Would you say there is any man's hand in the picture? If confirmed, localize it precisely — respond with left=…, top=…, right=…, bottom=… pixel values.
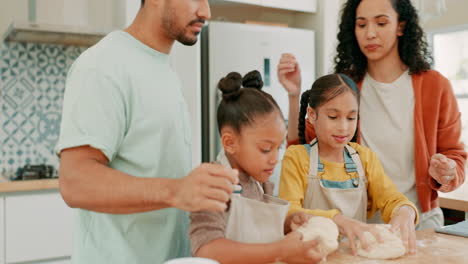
left=171, top=163, right=238, bottom=212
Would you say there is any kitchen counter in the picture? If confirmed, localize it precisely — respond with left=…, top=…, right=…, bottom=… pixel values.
left=439, top=181, right=468, bottom=212
left=327, top=229, right=468, bottom=263
left=0, top=179, right=59, bottom=193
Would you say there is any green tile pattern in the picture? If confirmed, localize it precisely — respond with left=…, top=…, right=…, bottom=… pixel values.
left=0, top=42, right=86, bottom=177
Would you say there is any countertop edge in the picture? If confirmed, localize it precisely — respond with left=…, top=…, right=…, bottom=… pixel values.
left=0, top=179, right=59, bottom=193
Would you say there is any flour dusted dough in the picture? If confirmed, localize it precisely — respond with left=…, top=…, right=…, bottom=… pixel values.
left=297, top=216, right=339, bottom=255
left=356, top=224, right=406, bottom=259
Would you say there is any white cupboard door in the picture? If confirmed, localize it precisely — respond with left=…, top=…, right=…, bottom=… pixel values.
left=261, top=0, right=316, bottom=12
left=0, top=197, right=4, bottom=264
left=5, top=192, right=73, bottom=263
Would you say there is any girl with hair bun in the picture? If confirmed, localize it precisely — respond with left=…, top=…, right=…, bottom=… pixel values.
left=189, top=70, right=324, bottom=264
left=279, top=73, right=419, bottom=256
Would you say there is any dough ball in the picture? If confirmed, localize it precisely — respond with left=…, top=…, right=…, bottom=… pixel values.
left=297, top=216, right=339, bottom=255
left=356, top=224, right=406, bottom=259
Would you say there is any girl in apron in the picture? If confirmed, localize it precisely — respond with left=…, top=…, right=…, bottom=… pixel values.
left=189, top=71, right=324, bottom=264
left=279, top=74, right=419, bottom=256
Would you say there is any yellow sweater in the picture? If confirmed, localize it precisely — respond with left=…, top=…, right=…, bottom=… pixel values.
left=279, top=142, right=419, bottom=223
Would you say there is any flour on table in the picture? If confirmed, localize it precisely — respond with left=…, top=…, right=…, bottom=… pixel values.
left=356, top=224, right=406, bottom=259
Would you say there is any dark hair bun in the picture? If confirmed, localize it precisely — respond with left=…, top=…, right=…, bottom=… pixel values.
left=242, top=70, right=263, bottom=90
left=218, top=72, right=242, bottom=98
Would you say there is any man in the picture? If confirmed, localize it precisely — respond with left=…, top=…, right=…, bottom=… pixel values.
left=56, top=0, right=238, bottom=263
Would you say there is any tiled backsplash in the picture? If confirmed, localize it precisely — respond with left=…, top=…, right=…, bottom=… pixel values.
left=0, top=42, right=86, bottom=178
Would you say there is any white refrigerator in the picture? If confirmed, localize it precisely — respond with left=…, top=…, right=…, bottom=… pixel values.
left=201, top=21, right=315, bottom=194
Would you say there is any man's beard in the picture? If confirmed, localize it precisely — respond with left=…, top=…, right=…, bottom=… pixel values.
left=162, top=12, right=204, bottom=46
left=175, top=22, right=200, bottom=46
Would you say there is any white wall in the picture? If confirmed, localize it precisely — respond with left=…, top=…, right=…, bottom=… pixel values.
left=421, top=0, right=468, bottom=31
left=294, top=0, right=342, bottom=76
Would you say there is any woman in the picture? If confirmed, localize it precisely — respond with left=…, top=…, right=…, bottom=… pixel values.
left=277, top=0, right=466, bottom=229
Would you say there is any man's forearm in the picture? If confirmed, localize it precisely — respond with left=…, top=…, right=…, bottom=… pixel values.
left=59, top=157, right=179, bottom=214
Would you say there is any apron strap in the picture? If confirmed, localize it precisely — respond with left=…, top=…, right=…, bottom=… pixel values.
left=255, top=181, right=265, bottom=195
left=344, top=148, right=357, bottom=172
left=307, top=138, right=320, bottom=179
left=307, top=139, right=366, bottom=182
left=344, top=145, right=366, bottom=181
left=216, top=149, right=232, bottom=168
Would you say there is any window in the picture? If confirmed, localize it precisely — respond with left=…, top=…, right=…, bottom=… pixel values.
left=432, top=26, right=468, bottom=151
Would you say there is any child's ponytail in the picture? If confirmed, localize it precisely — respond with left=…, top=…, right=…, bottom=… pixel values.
left=298, top=90, right=311, bottom=144
left=218, top=72, right=243, bottom=101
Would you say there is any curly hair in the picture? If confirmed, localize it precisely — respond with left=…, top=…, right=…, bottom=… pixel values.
left=334, top=0, right=432, bottom=82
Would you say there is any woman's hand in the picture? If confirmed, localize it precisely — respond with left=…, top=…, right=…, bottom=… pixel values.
left=284, top=212, right=313, bottom=234
left=277, top=53, right=302, bottom=98
left=332, top=214, right=382, bottom=255
left=429, top=153, right=457, bottom=185
left=389, top=205, right=417, bottom=254
left=276, top=232, right=324, bottom=264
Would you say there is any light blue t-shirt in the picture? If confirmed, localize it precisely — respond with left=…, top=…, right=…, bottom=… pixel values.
left=56, top=31, right=192, bottom=264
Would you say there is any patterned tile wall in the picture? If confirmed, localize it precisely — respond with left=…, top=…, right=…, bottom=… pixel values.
left=0, top=42, right=86, bottom=178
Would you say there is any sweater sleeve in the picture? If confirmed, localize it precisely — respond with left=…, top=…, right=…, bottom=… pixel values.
left=189, top=210, right=226, bottom=255
left=429, top=75, right=467, bottom=192
left=279, top=145, right=340, bottom=219
left=358, top=144, right=419, bottom=224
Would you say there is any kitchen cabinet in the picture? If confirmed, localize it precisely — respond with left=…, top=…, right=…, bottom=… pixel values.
left=209, top=0, right=316, bottom=13
left=5, top=191, right=73, bottom=264
left=20, top=258, right=70, bottom=264
left=27, top=0, right=115, bottom=29
left=0, top=197, right=4, bottom=264
left=262, top=0, right=316, bottom=12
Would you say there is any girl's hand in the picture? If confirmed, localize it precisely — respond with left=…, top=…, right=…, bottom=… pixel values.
left=276, top=232, right=324, bottom=264
left=277, top=53, right=302, bottom=98
left=284, top=212, right=313, bottom=234
left=389, top=205, right=417, bottom=254
left=429, top=153, right=457, bottom=185
left=332, top=214, right=382, bottom=256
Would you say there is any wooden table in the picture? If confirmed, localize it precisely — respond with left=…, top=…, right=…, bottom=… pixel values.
left=439, top=181, right=468, bottom=219
left=326, top=229, right=468, bottom=263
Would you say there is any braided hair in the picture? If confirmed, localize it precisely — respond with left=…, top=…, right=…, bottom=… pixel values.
left=298, top=74, right=360, bottom=144
left=217, top=70, right=283, bottom=133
